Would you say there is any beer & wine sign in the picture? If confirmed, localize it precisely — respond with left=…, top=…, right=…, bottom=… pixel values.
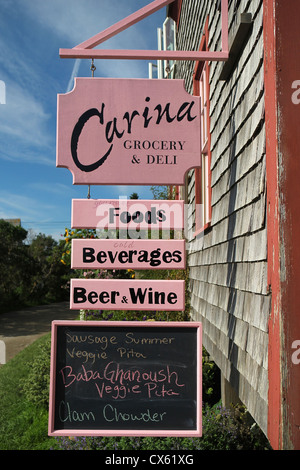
left=70, top=279, right=185, bottom=311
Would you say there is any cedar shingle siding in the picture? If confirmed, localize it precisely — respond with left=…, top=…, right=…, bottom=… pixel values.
left=175, top=0, right=269, bottom=434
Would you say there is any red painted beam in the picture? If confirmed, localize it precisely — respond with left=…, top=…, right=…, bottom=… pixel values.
left=275, top=0, right=300, bottom=451
left=263, top=0, right=282, bottom=450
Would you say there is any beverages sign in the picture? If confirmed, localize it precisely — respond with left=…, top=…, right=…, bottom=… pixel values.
left=56, top=78, right=201, bottom=185
left=71, top=239, right=186, bottom=270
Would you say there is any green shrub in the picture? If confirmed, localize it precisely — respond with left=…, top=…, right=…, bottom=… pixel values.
left=202, top=348, right=221, bottom=405
left=20, top=337, right=51, bottom=408
left=53, top=403, right=270, bottom=451
left=0, top=334, right=59, bottom=450
left=200, top=403, right=271, bottom=450
left=54, top=404, right=271, bottom=450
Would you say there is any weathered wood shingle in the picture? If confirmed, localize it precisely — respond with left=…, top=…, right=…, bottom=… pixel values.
left=175, top=0, right=270, bottom=436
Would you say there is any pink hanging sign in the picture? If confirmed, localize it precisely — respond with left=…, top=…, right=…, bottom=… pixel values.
left=56, top=78, right=201, bottom=185
left=71, top=199, right=185, bottom=230
left=70, top=279, right=185, bottom=311
left=71, top=239, right=186, bottom=270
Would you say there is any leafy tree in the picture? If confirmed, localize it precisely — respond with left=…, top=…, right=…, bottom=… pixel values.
left=150, top=185, right=168, bottom=200
left=0, top=220, right=31, bottom=311
left=0, top=221, right=69, bottom=312
left=28, top=234, right=69, bottom=304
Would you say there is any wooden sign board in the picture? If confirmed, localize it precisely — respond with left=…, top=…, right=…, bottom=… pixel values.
left=71, top=239, right=186, bottom=270
left=70, top=279, right=185, bottom=311
left=71, top=198, right=185, bottom=230
left=56, top=78, right=201, bottom=185
left=48, top=320, right=202, bottom=437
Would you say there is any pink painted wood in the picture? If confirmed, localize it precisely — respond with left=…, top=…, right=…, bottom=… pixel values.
left=71, top=238, right=186, bottom=270
left=57, top=78, right=201, bottom=185
left=60, top=49, right=229, bottom=61
left=59, top=0, right=229, bottom=62
left=71, top=199, right=185, bottom=229
left=48, top=320, right=202, bottom=437
left=70, top=279, right=185, bottom=311
left=75, top=0, right=175, bottom=50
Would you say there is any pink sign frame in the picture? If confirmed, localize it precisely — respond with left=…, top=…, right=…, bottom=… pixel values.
left=70, top=279, right=185, bottom=311
left=71, top=239, right=186, bottom=270
left=48, top=320, right=202, bottom=437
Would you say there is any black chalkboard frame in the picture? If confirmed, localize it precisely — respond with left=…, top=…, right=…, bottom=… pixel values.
left=48, top=320, right=202, bottom=437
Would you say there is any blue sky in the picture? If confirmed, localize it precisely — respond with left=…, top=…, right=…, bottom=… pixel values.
left=0, top=0, right=167, bottom=240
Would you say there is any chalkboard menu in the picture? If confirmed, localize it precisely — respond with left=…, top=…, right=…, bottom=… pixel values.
left=48, top=320, right=202, bottom=437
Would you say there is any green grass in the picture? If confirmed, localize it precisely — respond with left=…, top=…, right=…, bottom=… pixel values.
left=0, top=315, right=271, bottom=450
left=0, top=333, right=57, bottom=450
left=0, top=334, right=271, bottom=451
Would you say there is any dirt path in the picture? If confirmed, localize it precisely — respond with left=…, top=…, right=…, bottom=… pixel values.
left=0, top=302, right=78, bottom=363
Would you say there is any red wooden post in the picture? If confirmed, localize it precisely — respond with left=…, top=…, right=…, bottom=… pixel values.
left=264, top=0, right=300, bottom=450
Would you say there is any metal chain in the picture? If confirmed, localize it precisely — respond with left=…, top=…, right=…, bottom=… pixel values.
left=90, top=58, right=96, bottom=77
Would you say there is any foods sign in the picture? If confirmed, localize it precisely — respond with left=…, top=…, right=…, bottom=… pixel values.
left=56, top=78, right=201, bottom=185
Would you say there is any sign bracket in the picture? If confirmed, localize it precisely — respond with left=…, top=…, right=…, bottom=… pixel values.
left=59, top=0, right=229, bottom=62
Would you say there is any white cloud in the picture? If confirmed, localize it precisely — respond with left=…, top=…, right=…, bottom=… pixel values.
left=0, top=13, right=55, bottom=165
left=0, top=189, right=70, bottom=240
left=0, top=81, right=53, bottom=164
left=0, top=0, right=165, bottom=167
left=21, top=0, right=164, bottom=80
left=1, top=83, right=50, bottom=141
left=27, top=182, right=69, bottom=194
left=24, top=0, right=156, bottom=47
left=0, top=191, right=55, bottom=221
left=66, top=59, right=82, bottom=93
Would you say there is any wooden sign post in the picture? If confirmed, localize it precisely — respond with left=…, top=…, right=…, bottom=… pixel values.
left=48, top=321, right=202, bottom=437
